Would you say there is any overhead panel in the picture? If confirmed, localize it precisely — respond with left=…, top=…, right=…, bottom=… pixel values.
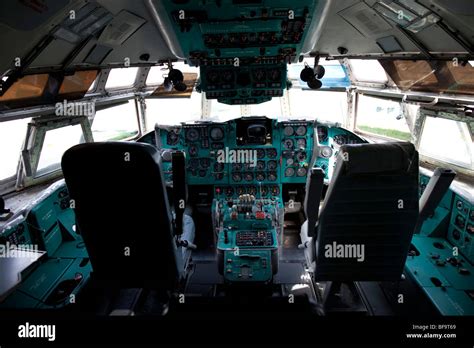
left=158, top=0, right=319, bottom=105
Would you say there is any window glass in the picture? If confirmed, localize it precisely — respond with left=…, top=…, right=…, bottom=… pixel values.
left=146, top=93, right=202, bottom=127
left=0, top=118, right=31, bottom=181
left=349, top=60, right=388, bottom=83
left=92, top=100, right=139, bottom=141
left=288, top=89, right=347, bottom=123
left=356, top=95, right=411, bottom=141
left=37, top=124, right=83, bottom=175
left=419, top=117, right=472, bottom=169
left=105, top=67, right=139, bottom=89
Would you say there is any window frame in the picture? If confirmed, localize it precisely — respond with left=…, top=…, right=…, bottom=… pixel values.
left=15, top=115, right=94, bottom=190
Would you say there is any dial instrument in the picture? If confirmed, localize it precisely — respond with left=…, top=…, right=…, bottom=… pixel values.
left=256, top=173, right=266, bottom=181
left=297, top=167, right=307, bottom=177
left=297, top=138, right=306, bottom=148
left=210, top=126, right=225, bottom=141
left=283, top=126, right=294, bottom=136
left=266, top=148, right=277, bottom=158
left=283, top=139, right=294, bottom=150
left=232, top=173, right=242, bottom=182
left=186, top=128, right=200, bottom=142
left=295, top=125, right=307, bottom=136
left=267, top=160, right=277, bottom=171
left=256, top=160, right=266, bottom=170
left=244, top=173, right=254, bottom=182
left=285, top=167, right=295, bottom=177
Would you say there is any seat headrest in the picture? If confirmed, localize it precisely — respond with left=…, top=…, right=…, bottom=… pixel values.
left=338, top=142, right=417, bottom=175
left=62, top=142, right=162, bottom=171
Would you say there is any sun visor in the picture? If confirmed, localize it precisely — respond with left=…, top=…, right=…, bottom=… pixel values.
left=380, top=60, right=474, bottom=96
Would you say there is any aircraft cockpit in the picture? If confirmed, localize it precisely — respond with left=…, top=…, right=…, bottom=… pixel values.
left=0, top=0, right=473, bottom=345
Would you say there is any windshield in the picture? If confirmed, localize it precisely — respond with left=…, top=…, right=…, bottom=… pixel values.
left=147, top=59, right=349, bottom=125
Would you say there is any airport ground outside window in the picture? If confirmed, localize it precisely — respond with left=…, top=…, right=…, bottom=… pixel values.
left=356, top=94, right=411, bottom=141
left=0, top=118, right=31, bottom=181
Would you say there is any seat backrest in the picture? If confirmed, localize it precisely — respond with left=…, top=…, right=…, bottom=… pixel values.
left=315, top=142, right=419, bottom=281
left=61, top=142, right=181, bottom=289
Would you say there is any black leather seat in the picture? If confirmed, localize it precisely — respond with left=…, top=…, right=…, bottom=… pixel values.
left=62, top=142, right=183, bottom=291
left=301, top=142, right=419, bottom=281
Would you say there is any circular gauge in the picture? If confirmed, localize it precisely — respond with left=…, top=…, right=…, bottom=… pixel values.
left=268, top=69, right=281, bottom=81
left=253, top=69, right=266, bottom=82
left=286, top=158, right=294, bottom=166
left=271, top=185, right=280, bottom=196
left=222, top=70, right=234, bottom=83
left=260, top=186, right=268, bottom=196
left=257, top=160, right=266, bottom=170
left=188, top=145, right=198, bottom=157
left=207, top=71, right=220, bottom=84
left=200, top=158, right=210, bottom=168
left=297, top=138, right=306, bottom=148
left=214, top=173, right=224, bottom=180
left=256, top=172, right=265, bottom=181
left=185, top=128, right=200, bottom=142
left=210, top=127, right=224, bottom=141
left=248, top=186, right=257, bottom=195
left=333, top=134, right=347, bottom=146
left=296, top=151, right=307, bottom=162
left=285, top=167, right=295, bottom=177
left=467, top=223, right=473, bottom=234
left=237, top=186, right=245, bottom=195
left=267, top=172, right=277, bottom=181
left=244, top=172, right=254, bottom=182
left=225, top=187, right=234, bottom=197
left=214, top=162, right=224, bottom=172
left=320, top=146, right=333, bottom=158
left=296, top=125, right=307, bottom=136
left=266, top=148, right=277, bottom=158
left=167, top=132, right=179, bottom=145
left=232, top=173, right=242, bottom=182
left=297, top=167, right=307, bottom=177
left=232, top=163, right=243, bottom=171
left=199, top=170, right=207, bottom=177
left=267, top=160, right=277, bottom=171
left=284, top=126, right=294, bottom=136
left=189, top=158, right=199, bottom=169
left=283, top=139, right=294, bottom=150
left=317, top=126, right=328, bottom=143
left=257, top=149, right=266, bottom=159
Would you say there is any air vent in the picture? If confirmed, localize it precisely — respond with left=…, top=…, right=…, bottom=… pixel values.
left=97, top=10, right=146, bottom=46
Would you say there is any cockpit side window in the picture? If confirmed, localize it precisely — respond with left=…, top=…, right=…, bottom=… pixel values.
left=355, top=95, right=413, bottom=141
left=105, top=67, right=139, bottom=90
left=0, top=118, right=31, bottom=184
left=419, top=116, right=473, bottom=171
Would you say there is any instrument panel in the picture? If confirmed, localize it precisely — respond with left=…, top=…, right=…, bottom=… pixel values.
left=146, top=118, right=368, bottom=190
left=157, top=117, right=314, bottom=187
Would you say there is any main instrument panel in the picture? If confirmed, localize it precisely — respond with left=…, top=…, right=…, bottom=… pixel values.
left=155, top=118, right=368, bottom=189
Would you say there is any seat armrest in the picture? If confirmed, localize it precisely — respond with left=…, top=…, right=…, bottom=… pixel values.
left=304, top=168, right=325, bottom=237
